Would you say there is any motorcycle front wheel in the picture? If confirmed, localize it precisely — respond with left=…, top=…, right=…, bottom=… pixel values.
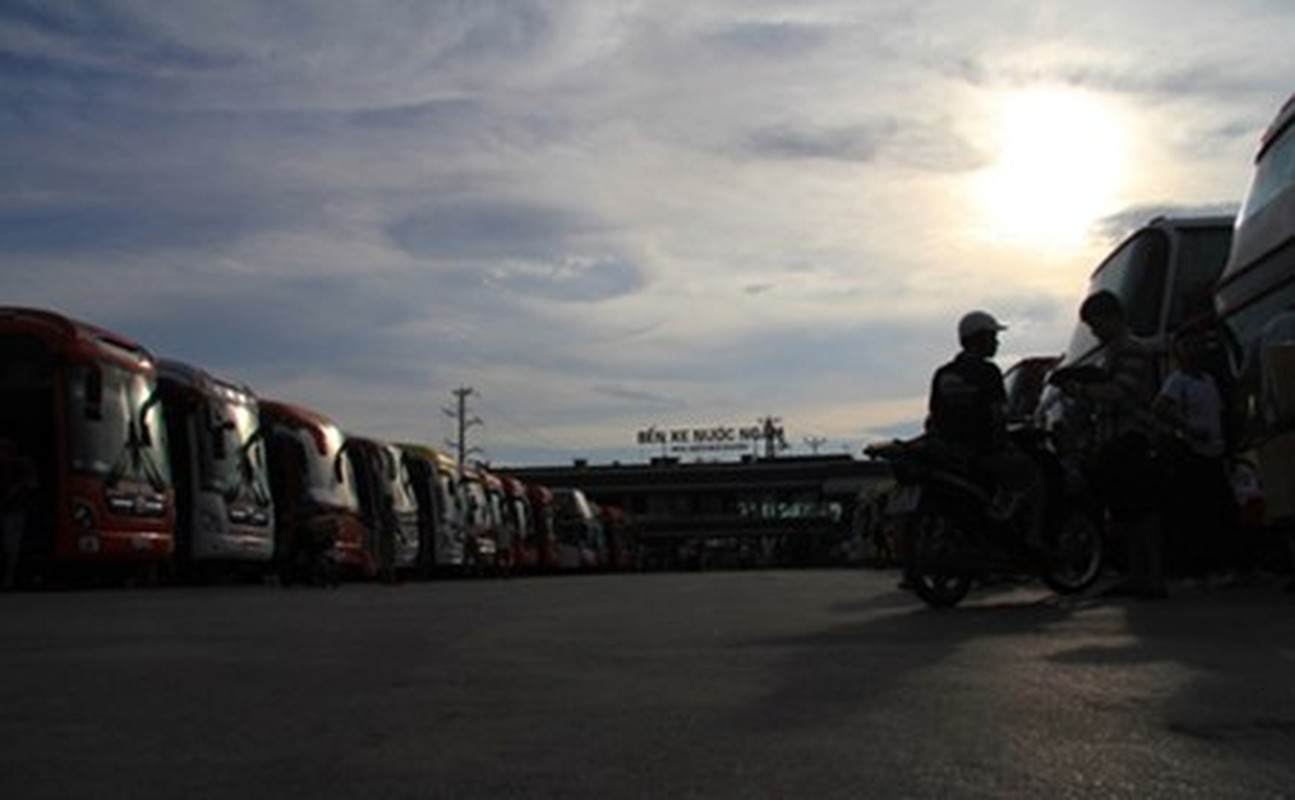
left=1042, top=508, right=1104, bottom=594
left=905, top=509, right=972, bottom=608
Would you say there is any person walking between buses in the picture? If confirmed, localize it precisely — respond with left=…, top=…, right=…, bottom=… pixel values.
left=1060, top=290, right=1166, bottom=600
left=926, top=310, right=1044, bottom=550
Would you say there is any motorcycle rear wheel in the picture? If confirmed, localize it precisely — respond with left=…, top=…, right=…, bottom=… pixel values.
left=906, top=509, right=972, bottom=608
left=1042, top=509, right=1103, bottom=594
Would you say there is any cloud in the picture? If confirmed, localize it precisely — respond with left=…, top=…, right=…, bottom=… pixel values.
left=0, top=1, right=242, bottom=75
left=388, top=202, right=646, bottom=302
left=0, top=0, right=566, bottom=114
left=389, top=203, right=597, bottom=262
left=743, top=123, right=887, bottom=163
left=347, top=97, right=487, bottom=131
left=590, top=384, right=687, bottom=410
left=1, top=0, right=1290, bottom=467
left=886, top=115, right=990, bottom=172
left=0, top=204, right=266, bottom=254
left=484, top=256, right=645, bottom=303
left=703, top=21, right=832, bottom=57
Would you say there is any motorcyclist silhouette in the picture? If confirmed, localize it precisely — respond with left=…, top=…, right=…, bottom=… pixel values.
left=927, top=311, right=1044, bottom=549
left=863, top=310, right=1103, bottom=606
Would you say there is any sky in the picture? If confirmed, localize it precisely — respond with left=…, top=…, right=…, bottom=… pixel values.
left=2, top=1, right=1292, bottom=466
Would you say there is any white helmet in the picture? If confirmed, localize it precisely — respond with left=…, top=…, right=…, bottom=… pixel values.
left=958, top=310, right=1006, bottom=341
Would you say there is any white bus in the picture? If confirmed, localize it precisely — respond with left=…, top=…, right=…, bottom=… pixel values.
left=1216, top=95, right=1295, bottom=357
left=158, top=360, right=274, bottom=573
left=1215, top=94, right=1295, bottom=530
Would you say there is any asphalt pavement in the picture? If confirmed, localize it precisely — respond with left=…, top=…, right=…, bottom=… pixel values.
left=1, top=570, right=1293, bottom=799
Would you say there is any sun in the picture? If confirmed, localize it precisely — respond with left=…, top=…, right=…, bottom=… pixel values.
left=974, top=88, right=1128, bottom=249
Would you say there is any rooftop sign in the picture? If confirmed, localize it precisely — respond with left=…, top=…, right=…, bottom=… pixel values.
left=636, top=420, right=786, bottom=454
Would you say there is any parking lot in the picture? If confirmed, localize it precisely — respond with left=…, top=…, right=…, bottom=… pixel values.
left=2, top=570, right=1294, bottom=799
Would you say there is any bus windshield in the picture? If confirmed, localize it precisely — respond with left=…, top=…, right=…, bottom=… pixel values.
left=1060, top=230, right=1170, bottom=366
left=1238, top=116, right=1295, bottom=223
left=435, top=470, right=461, bottom=525
left=390, top=448, right=419, bottom=514
left=553, top=489, right=593, bottom=521
left=200, top=392, right=271, bottom=505
left=510, top=497, right=531, bottom=535
left=1167, top=227, right=1234, bottom=328
left=68, top=363, right=171, bottom=488
left=462, top=478, right=488, bottom=527
left=298, top=425, right=359, bottom=512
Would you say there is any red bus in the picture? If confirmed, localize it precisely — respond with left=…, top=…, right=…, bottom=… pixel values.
left=0, top=307, right=174, bottom=579
left=525, top=483, right=559, bottom=572
left=597, top=503, right=640, bottom=571
left=260, top=399, right=372, bottom=581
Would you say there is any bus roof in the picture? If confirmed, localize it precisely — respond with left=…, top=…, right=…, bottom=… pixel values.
left=1256, top=93, right=1295, bottom=161
left=397, top=442, right=460, bottom=472
left=0, top=306, right=156, bottom=370
left=157, top=358, right=258, bottom=403
left=525, top=482, right=553, bottom=504
left=259, top=398, right=343, bottom=456
left=1087, top=214, right=1234, bottom=280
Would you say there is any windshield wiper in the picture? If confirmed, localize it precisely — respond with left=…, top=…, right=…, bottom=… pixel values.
left=106, top=419, right=167, bottom=493
left=223, top=425, right=272, bottom=507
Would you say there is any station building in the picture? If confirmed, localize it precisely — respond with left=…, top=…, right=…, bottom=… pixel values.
left=505, top=454, right=892, bottom=568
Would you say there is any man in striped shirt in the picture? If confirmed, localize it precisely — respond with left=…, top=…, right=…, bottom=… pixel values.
left=1062, top=290, right=1166, bottom=600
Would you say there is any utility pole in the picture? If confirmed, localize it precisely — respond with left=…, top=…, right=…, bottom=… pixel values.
left=803, top=435, right=827, bottom=455
left=443, top=386, right=483, bottom=466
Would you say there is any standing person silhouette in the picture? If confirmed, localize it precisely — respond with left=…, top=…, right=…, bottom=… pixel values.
left=1154, top=330, right=1233, bottom=582
left=0, top=438, right=38, bottom=589
left=1061, top=290, right=1165, bottom=600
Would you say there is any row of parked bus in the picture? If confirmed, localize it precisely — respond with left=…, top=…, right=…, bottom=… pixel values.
left=0, top=309, right=639, bottom=586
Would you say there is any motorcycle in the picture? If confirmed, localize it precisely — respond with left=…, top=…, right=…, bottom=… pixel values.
left=864, top=428, right=1104, bottom=608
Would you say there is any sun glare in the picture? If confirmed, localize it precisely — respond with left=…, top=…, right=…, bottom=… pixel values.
left=975, top=89, right=1127, bottom=249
